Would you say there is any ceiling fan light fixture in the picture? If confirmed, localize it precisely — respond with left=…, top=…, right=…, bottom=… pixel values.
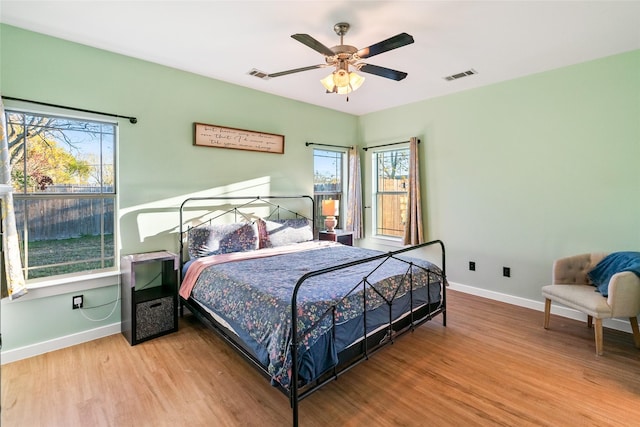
left=333, top=69, right=350, bottom=87
left=348, top=71, right=365, bottom=91
left=320, top=69, right=365, bottom=94
left=320, top=73, right=337, bottom=92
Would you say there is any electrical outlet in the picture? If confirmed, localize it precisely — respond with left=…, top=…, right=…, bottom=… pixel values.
left=72, top=295, right=84, bottom=309
left=503, top=267, right=511, bottom=278
left=469, top=261, right=476, bottom=271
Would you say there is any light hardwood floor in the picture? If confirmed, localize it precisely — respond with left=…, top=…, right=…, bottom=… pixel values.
left=3, top=290, right=640, bottom=426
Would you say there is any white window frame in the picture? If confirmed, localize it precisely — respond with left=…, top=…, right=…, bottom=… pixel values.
left=313, top=148, right=347, bottom=230
left=3, top=107, right=119, bottom=291
left=371, top=145, right=409, bottom=241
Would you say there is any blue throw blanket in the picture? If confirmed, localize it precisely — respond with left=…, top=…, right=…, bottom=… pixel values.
left=587, top=251, right=640, bottom=296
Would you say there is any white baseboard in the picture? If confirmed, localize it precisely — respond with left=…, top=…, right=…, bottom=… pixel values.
left=448, top=282, right=633, bottom=334
left=1, top=322, right=121, bottom=365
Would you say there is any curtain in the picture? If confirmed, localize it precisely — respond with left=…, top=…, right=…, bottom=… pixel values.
left=403, top=137, right=424, bottom=245
left=345, top=147, right=363, bottom=239
left=0, top=97, right=27, bottom=299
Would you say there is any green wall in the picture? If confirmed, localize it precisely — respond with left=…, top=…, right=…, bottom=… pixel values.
left=359, top=49, right=640, bottom=301
left=1, top=23, right=639, bottom=357
left=0, top=24, right=358, bottom=353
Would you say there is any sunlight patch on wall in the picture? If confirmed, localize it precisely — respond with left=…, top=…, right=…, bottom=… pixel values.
left=120, top=176, right=272, bottom=242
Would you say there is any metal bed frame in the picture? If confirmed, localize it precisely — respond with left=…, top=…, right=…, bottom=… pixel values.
left=178, top=196, right=447, bottom=426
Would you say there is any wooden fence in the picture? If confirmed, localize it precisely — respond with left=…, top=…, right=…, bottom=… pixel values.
left=14, top=197, right=114, bottom=241
left=314, top=177, right=408, bottom=237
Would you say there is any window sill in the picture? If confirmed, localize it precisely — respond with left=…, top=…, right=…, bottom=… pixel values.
left=357, top=234, right=405, bottom=251
left=1, top=270, right=120, bottom=304
left=372, top=234, right=404, bottom=246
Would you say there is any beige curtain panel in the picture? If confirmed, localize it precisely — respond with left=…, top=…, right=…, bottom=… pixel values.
left=403, top=136, right=424, bottom=245
left=0, top=97, right=27, bottom=299
left=346, top=147, right=363, bottom=239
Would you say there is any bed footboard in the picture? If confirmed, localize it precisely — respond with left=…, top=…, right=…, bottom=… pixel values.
left=289, top=239, right=446, bottom=426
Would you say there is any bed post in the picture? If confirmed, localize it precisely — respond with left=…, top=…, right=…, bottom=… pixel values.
left=438, top=239, right=447, bottom=326
left=291, top=277, right=301, bottom=427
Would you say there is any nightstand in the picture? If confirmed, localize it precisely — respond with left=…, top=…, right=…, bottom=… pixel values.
left=121, top=251, right=179, bottom=345
left=318, top=229, right=354, bottom=246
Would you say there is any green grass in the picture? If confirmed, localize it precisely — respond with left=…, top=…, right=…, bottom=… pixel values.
left=26, top=234, right=115, bottom=279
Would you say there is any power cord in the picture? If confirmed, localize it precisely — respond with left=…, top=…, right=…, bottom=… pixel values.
left=134, top=271, right=162, bottom=291
left=78, top=283, right=120, bottom=322
left=78, top=271, right=162, bottom=322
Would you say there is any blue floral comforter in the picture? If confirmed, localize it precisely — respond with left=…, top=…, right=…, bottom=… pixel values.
left=187, top=243, right=443, bottom=389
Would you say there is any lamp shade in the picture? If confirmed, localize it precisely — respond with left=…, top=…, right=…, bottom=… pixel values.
left=320, top=70, right=365, bottom=94
left=321, top=199, right=339, bottom=216
left=320, top=73, right=335, bottom=92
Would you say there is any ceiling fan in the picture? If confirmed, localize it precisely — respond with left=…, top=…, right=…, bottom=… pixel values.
left=249, top=22, right=414, bottom=96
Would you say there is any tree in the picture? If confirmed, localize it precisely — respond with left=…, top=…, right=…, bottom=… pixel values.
left=6, top=112, right=96, bottom=190
left=379, top=150, right=409, bottom=180
left=84, top=153, right=114, bottom=186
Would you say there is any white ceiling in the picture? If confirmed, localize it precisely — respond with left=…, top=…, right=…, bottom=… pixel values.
left=2, top=1, right=639, bottom=116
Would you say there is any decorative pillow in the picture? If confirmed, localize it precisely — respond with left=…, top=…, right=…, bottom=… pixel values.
left=187, top=226, right=211, bottom=259
left=187, top=222, right=259, bottom=259
left=258, top=218, right=313, bottom=248
left=587, top=251, right=640, bottom=297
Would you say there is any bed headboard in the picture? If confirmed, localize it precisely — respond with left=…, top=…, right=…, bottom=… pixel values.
left=178, top=195, right=315, bottom=276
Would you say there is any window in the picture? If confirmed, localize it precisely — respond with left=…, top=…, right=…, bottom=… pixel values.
left=373, top=148, right=409, bottom=238
left=5, top=110, right=116, bottom=281
left=313, top=149, right=345, bottom=230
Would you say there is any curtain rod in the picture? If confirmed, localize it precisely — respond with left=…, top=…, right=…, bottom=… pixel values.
left=2, top=96, right=138, bottom=124
left=305, top=142, right=353, bottom=150
left=362, top=139, right=420, bottom=151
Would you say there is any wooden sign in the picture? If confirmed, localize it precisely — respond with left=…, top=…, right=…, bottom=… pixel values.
left=194, top=122, right=284, bottom=154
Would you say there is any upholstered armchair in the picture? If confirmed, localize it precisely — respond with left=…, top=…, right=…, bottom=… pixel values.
left=542, top=253, right=640, bottom=355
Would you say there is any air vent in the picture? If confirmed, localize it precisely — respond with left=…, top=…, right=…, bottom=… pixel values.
left=248, top=68, right=271, bottom=80
left=444, top=69, right=477, bottom=81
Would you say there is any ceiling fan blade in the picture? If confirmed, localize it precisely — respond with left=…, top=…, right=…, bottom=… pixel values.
left=267, top=64, right=328, bottom=78
left=291, top=34, right=336, bottom=57
left=359, top=64, right=408, bottom=81
left=357, top=33, right=414, bottom=59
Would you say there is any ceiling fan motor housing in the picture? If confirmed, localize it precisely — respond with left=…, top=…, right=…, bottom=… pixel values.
left=327, top=45, right=358, bottom=64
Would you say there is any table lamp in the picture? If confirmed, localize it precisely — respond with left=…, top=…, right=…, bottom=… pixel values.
left=321, top=199, right=339, bottom=233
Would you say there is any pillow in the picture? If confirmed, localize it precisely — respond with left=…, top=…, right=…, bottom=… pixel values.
left=587, top=251, right=640, bottom=296
left=187, top=226, right=211, bottom=259
left=187, top=222, right=259, bottom=259
left=258, top=218, right=313, bottom=248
